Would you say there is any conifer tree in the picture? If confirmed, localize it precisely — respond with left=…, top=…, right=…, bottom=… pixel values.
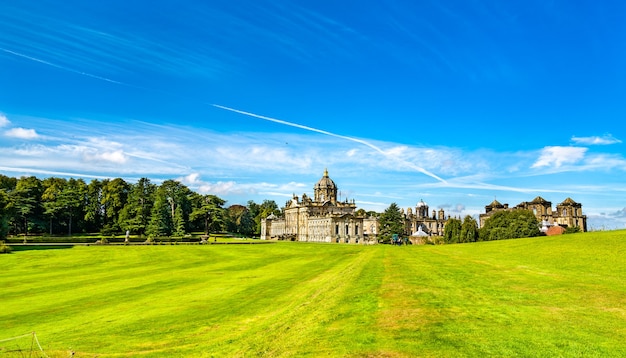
left=378, top=203, right=405, bottom=243
left=444, top=217, right=462, bottom=244
left=460, top=215, right=479, bottom=243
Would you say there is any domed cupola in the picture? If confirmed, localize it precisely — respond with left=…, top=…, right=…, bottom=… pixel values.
left=314, top=168, right=337, bottom=203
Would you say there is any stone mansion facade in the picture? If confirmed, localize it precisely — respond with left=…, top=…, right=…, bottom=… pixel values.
left=479, top=196, right=587, bottom=232
left=261, top=170, right=378, bottom=243
left=261, top=170, right=587, bottom=243
left=404, top=200, right=448, bottom=237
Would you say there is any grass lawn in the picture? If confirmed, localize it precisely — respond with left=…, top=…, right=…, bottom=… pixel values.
left=1, top=231, right=625, bottom=357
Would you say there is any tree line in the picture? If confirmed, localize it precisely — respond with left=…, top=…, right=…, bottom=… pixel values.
left=0, top=175, right=570, bottom=244
left=0, top=175, right=280, bottom=240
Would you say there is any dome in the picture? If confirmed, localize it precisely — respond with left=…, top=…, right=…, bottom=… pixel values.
left=315, top=168, right=336, bottom=190
left=416, top=199, right=428, bottom=207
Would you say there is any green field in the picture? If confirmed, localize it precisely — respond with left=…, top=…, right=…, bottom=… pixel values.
left=1, top=231, right=625, bottom=357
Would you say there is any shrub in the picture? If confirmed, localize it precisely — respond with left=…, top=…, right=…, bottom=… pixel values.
left=564, top=226, right=582, bottom=234
left=0, top=241, right=12, bottom=254
left=429, top=236, right=445, bottom=245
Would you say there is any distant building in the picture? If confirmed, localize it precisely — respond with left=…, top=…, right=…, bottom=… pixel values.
left=261, top=170, right=378, bottom=243
left=405, top=199, right=448, bottom=237
left=479, top=196, right=587, bottom=232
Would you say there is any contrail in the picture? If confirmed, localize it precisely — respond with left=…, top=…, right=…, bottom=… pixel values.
left=212, top=104, right=447, bottom=183
left=2, top=46, right=446, bottom=183
left=1, top=47, right=124, bottom=85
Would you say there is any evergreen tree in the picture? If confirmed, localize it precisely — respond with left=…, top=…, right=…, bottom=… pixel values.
left=173, top=205, right=186, bottom=237
left=378, top=203, right=405, bottom=243
left=41, top=177, right=67, bottom=235
left=0, top=189, right=9, bottom=240
left=119, top=178, right=155, bottom=237
left=443, top=217, right=462, bottom=244
left=190, top=194, right=226, bottom=237
left=146, top=193, right=172, bottom=239
left=84, top=179, right=104, bottom=233
left=58, top=178, right=87, bottom=236
left=101, top=178, right=130, bottom=234
left=0, top=175, right=17, bottom=192
left=10, top=176, right=43, bottom=236
left=460, top=215, right=479, bottom=243
left=160, top=180, right=192, bottom=234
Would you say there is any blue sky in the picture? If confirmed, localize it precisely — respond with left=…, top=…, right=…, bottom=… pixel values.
left=1, top=1, right=625, bottom=229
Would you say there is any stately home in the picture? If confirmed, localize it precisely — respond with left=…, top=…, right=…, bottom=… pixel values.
left=405, top=200, right=448, bottom=237
left=261, top=170, right=378, bottom=243
left=479, top=196, right=587, bottom=232
left=261, top=170, right=588, bottom=243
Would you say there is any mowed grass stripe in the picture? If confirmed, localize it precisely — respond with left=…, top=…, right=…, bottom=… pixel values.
left=2, top=243, right=380, bottom=357
left=374, top=237, right=626, bottom=357
left=1, top=232, right=626, bottom=357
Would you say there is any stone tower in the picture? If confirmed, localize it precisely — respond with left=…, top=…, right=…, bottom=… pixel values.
left=314, top=168, right=337, bottom=204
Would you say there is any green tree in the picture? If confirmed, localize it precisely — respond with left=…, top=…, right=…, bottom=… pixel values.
left=101, top=178, right=130, bottom=234
left=146, top=193, right=172, bottom=239
left=378, top=203, right=406, bottom=244
left=161, top=180, right=192, bottom=234
left=41, top=177, right=67, bottom=235
left=173, top=205, right=186, bottom=237
left=84, top=179, right=104, bottom=233
left=0, top=175, right=17, bottom=192
left=10, top=176, right=43, bottom=236
left=0, top=189, right=9, bottom=240
left=443, top=217, right=462, bottom=244
left=227, top=204, right=254, bottom=236
left=58, top=178, right=87, bottom=236
left=146, top=180, right=193, bottom=239
left=460, top=215, right=479, bottom=243
left=119, top=178, right=156, bottom=237
left=248, top=200, right=280, bottom=235
left=190, top=194, right=226, bottom=237
left=479, top=210, right=540, bottom=241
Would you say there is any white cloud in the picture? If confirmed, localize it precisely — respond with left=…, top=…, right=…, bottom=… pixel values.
left=83, top=149, right=129, bottom=164
left=5, top=127, right=39, bottom=139
left=571, top=134, right=622, bottom=145
left=176, top=172, right=311, bottom=198
left=0, top=114, right=10, bottom=127
left=531, top=146, right=587, bottom=168
left=198, top=181, right=239, bottom=195
left=87, top=137, right=124, bottom=149
left=179, top=173, right=202, bottom=185
left=584, top=154, right=626, bottom=170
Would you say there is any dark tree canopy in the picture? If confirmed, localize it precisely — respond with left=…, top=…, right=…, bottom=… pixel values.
left=443, top=217, right=462, bottom=244
left=0, top=175, right=256, bottom=240
left=479, top=209, right=541, bottom=241
left=378, top=203, right=406, bottom=243
left=460, top=215, right=479, bottom=243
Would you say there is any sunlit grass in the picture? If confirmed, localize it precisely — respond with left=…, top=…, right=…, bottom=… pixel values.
left=1, top=231, right=625, bottom=357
